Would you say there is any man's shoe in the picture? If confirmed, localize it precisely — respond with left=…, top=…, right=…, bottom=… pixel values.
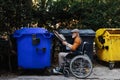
left=53, top=68, right=62, bottom=74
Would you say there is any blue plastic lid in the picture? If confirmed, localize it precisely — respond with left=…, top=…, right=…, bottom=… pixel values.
left=16, top=28, right=48, bottom=34
left=13, top=28, right=51, bottom=38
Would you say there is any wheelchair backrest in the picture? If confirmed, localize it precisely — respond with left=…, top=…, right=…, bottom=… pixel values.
left=81, top=41, right=89, bottom=52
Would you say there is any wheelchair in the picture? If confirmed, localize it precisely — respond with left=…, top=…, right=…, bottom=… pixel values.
left=61, top=42, right=93, bottom=79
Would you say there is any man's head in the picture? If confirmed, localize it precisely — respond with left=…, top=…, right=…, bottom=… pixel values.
left=71, top=29, right=79, bottom=38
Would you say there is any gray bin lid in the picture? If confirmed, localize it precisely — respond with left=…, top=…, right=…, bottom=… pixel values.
left=59, top=29, right=95, bottom=36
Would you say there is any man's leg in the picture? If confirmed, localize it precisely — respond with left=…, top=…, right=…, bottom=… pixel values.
left=53, top=52, right=69, bottom=74
left=58, top=52, right=69, bottom=67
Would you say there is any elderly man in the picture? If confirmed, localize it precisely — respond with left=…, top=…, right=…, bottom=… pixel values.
left=53, top=29, right=82, bottom=73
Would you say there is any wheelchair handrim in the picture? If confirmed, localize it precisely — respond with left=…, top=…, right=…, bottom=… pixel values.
left=70, top=55, right=93, bottom=79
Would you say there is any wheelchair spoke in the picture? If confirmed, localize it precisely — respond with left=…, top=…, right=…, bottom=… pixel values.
left=72, top=69, right=86, bottom=76
left=72, top=67, right=90, bottom=75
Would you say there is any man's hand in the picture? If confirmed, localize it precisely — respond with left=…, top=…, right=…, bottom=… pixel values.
left=62, top=41, right=68, bottom=46
left=62, top=41, right=72, bottom=49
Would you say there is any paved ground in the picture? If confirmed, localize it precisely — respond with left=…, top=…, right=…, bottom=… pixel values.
left=0, top=63, right=120, bottom=80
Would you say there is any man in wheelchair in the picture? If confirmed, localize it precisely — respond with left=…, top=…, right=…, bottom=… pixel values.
left=53, top=29, right=82, bottom=74
left=53, top=29, right=93, bottom=78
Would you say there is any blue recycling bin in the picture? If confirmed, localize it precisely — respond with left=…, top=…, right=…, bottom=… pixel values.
left=13, top=28, right=53, bottom=69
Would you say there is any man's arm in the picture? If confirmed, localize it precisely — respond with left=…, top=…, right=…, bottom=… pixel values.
left=62, top=37, right=81, bottom=51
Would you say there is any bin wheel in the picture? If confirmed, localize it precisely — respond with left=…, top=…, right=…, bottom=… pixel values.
left=63, top=69, right=70, bottom=77
left=18, top=67, right=24, bottom=75
left=109, top=62, right=114, bottom=70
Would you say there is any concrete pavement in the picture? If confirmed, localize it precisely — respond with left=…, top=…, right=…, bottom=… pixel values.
left=0, top=64, right=120, bottom=80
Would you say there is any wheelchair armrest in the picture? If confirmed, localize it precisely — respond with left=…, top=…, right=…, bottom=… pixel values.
left=79, top=52, right=83, bottom=54
left=75, top=51, right=83, bottom=55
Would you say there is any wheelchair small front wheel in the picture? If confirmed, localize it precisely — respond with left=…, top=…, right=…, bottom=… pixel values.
left=70, top=55, right=93, bottom=79
left=63, top=69, right=70, bottom=77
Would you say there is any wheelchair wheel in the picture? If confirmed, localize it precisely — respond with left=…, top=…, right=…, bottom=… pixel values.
left=70, top=55, right=93, bottom=79
left=63, top=69, right=70, bottom=77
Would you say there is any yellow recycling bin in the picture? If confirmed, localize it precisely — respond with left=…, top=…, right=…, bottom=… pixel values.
left=95, top=28, right=120, bottom=69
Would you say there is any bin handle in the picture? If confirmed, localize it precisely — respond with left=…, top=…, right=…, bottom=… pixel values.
left=36, top=48, right=46, bottom=53
left=42, top=32, right=52, bottom=38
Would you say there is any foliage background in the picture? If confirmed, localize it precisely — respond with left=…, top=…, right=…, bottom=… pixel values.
left=0, top=0, right=120, bottom=32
